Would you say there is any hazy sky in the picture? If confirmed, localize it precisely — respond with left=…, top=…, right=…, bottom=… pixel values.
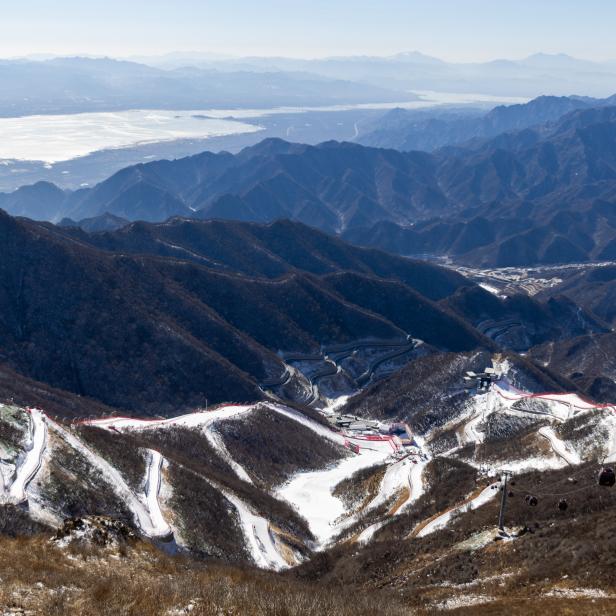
left=2, top=0, right=615, bottom=62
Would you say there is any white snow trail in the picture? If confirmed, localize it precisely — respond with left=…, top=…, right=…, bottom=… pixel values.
left=356, top=456, right=428, bottom=545
left=204, top=428, right=254, bottom=484
left=84, top=404, right=253, bottom=431
left=6, top=409, right=47, bottom=504
left=221, top=490, right=288, bottom=571
left=170, top=458, right=290, bottom=570
left=367, top=458, right=413, bottom=512
left=356, top=435, right=429, bottom=545
left=276, top=448, right=389, bottom=549
left=538, top=426, right=581, bottom=466
left=416, top=483, right=500, bottom=538
left=604, top=415, right=616, bottom=463
left=85, top=404, right=255, bottom=484
left=49, top=420, right=169, bottom=538
left=265, top=404, right=347, bottom=447
left=462, top=412, right=485, bottom=446
left=82, top=403, right=401, bottom=551
left=144, top=449, right=172, bottom=537
left=460, top=388, right=493, bottom=447
left=270, top=402, right=410, bottom=547
left=86, top=402, right=397, bottom=457
left=494, top=380, right=616, bottom=420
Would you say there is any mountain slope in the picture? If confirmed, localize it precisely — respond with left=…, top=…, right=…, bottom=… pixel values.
left=357, top=95, right=592, bottom=151
left=59, top=217, right=467, bottom=300
left=3, top=349, right=616, bottom=614
left=0, top=56, right=413, bottom=116
left=0, top=212, right=498, bottom=414
left=6, top=103, right=616, bottom=267
left=347, top=106, right=616, bottom=265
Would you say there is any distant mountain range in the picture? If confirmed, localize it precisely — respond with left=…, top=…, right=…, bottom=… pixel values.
left=4, top=51, right=616, bottom=120
left=347, top=104, right=616, bottom=265
left=5, top=95, right=616, bottom=267
left=357, top=94, right=612, bottom=151
left=140, top=51, right=616, bottom=98
left=0, top=56, right=414, bottom=117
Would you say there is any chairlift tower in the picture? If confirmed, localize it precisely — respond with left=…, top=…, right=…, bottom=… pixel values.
left=498, top=470, right=513, bottom=531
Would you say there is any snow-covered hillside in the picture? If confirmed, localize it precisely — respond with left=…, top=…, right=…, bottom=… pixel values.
left=1, top=360, right=615, bottom=570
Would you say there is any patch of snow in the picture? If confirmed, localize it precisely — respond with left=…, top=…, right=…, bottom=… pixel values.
left=356, top=456, right=425, bottom=545
left=86, top=405, right=256, bottom=484
left=321, top=394, right=352, bottom=415
left=265, top=404, right=347, bottom=448
left=48, top=420, right=169, bottom=538
left=544, top=587, right=613, bottom=599
left=495, top=380, right=616, bottom=420
left=204, top=427, right=253, bottom=484
left=221, top=490, right=288, bottom=570
left=434, top=594, right=492, bottom=610
left=417, top=483, right=499, bottom=538
left=276, top=448, right=387, bottom=548
left=144, top=450, right=172, bottom=537
left=83, top=404, right=253, bottom=432
left=600, top=412, right=616, bottom=463
left=501, top=456, right=566, bottom=473
left=3, top=409, right=47, bottom=504
left=538, top=426, right=581, bottom=466
left=478, top=282, right=501, bottom=296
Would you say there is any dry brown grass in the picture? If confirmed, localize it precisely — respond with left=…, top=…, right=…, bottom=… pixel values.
left=387, top=487, right=411, bottom=517
left=420, top=597, right=616, bottom=616
left=1, top=524, right=613, bottom=615
left=0, top=534, right=407, bottom=616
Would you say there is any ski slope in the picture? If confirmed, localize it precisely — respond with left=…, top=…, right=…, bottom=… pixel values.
left=85, top=405, right=256, bottom=483
left=538, top=426, right=581, bottom=466
left=144, top=449, right=172, bottom=538
left=84, top=401, right=399, bottom=457
left=222, top=490, right=289, bottom=570
left=6, top=409, right=47, bottom=504
left=494, top=379, right=616, bottom=420
left=357, top=450, right=429, bottom=544
left=459, top=387, right=495, bottom=447
left=461, top=411, right=485, bottom=446
left=265, top=403, right=348, bottom=447
left=266, top=402, right=409, bottom=547
left=49, top=420, right=171, bottom=538
left=416, top=483, right=500, bottom=538
left=366, top=449, right=428, bottom=515
left=84, top=401, right=403, bottom=554
left=83, top=402, right=360, bottom=560
left=277, top=448, right=388, bottom=548
left=83, top=404, right=253, bottom=432
left=205, top=428, right=254, bottom=484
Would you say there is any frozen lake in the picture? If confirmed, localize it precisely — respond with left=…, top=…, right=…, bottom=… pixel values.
left=0, top=91, right=527, bottom=164
left=0, top=110, right=264, bottom=163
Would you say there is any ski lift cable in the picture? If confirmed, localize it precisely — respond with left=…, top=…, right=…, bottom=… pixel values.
left=511, top=463, right=613, bottom=496
left=500, top=457, right=603, bottom=496
left=511, top=478, right=601, bottom=498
